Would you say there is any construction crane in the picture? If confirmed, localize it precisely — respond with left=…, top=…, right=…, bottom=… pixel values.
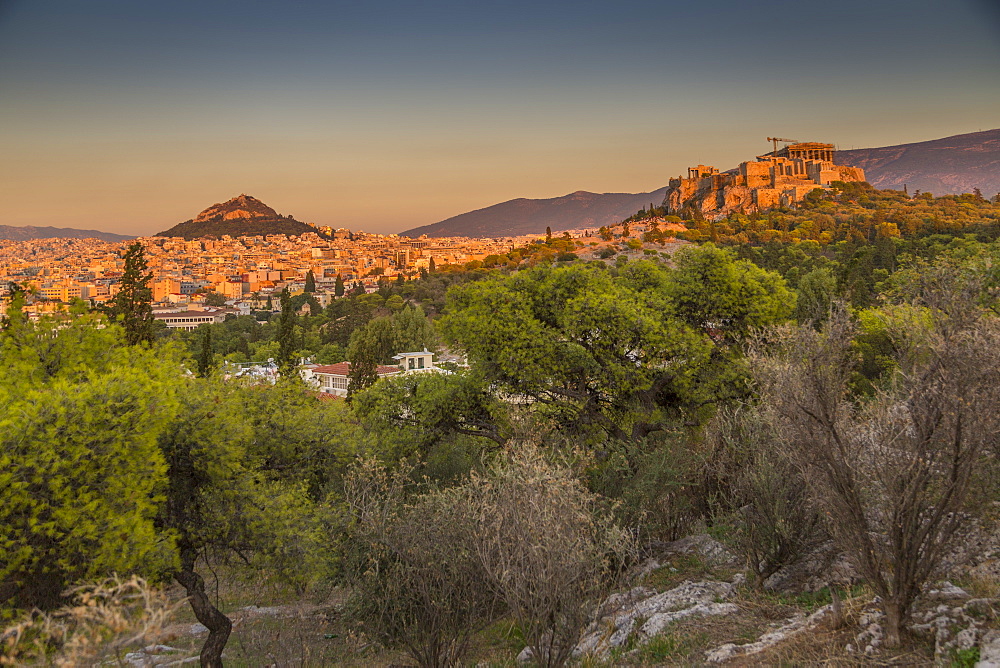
left=766, top=137, right=798, bottom=157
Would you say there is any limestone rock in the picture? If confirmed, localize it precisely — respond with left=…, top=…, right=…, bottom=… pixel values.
left=124, top=644, right=197, bottom=667
left=978, top=629, right=1000, bottom=668
left=925, top=581, right=971, bottom=602
left=910, top=586, right=998, bottom=661
left=632, top=557, right=662, bottom=582
left=655, top=533, right=738, bottom=569
left=852, top=606, right=885, bottom=656
left=663, top=143, right=866, bottom=220
left=571, top=579, right=738, bottom=659
left=516, top=645, right=535, bottom=664
left=639, top=602, right=738, bottom=639
left=194, top=194, right=278, bottom=223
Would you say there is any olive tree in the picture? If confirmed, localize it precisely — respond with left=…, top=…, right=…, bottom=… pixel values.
left=467, top=445, right=635, bottom=667
left=343, top=445, right=634, bottom=668
left=343, top=461, right=499, bottom=668
left=753, top=302, right=1000, bottom=646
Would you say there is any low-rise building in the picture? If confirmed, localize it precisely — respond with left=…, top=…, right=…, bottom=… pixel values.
left=392, top=350, right=437, bottom=372
left=154, top=307, right=232, bottom=330
left=309, top=361, right=403, bottom=397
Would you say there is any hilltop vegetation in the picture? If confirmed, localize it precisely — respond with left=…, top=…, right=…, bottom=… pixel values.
left=677, top=182, right=1000, bottom=245
left=614, top=182, right=1000, bottom=306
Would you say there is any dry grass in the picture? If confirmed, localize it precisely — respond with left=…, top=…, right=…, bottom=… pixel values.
left=1, top=575, right=183, bottom=666
left=154, top=561, right=410, bottom=667
left=746, top=626, right=934, bottom=667
left=955, top=567, right=1000, bottom=602
left=734, top=587, right=935, bottom=667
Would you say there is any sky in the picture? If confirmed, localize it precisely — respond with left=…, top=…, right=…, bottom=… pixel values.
left=0, top=0, right=998, bottom=236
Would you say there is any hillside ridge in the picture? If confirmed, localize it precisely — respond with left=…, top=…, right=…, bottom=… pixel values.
left=836, top=128, right=1000, bottom=196
left=0, top=225, right=134, bottom=243
left=401, top=187, right=669, bottom=238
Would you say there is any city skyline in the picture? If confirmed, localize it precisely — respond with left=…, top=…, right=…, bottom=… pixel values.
left=1, top=0, right=999, bottom=236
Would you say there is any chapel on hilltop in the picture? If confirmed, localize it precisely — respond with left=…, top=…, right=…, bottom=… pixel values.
left=664, top=140, right=866, bottom=219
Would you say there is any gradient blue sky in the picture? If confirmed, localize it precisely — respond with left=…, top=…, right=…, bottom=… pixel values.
left=1, top=0, right=998, bottom=235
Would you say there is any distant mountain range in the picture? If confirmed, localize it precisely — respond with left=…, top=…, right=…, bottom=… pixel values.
left=402, top=129, right=1000, bottom=239
left=0, top=225, right=134, bottom=243
left=156, top=194, right=330, bottom=240
left=4, top=130, right=996, bottom=243
left=836, top=129, right=1000, bottom=197
left=400, top=188, right=668, bottom=238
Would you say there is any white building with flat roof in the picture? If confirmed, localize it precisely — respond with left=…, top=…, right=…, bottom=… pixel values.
left=392, top=350, right=436, bottom=372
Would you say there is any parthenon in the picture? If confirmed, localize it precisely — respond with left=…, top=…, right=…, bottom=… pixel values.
left=777, top=142, right=835, bottom=162
left=663, top=140, right=866, bottom=219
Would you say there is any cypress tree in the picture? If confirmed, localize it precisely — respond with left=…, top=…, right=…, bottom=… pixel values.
left=109, top=242, right=154, bottom=346
left=196, top=325, right=213, bottom=377
left=335, top=274, right=345, bottom=297
left=304, top=270, right=316, bottom=293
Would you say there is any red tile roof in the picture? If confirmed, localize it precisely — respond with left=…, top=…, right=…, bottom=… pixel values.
left=154, top=310, right=227, bottom=319
left=311, top=362, right=401, bottom=377
left=312, top=362, right=351, bottom=375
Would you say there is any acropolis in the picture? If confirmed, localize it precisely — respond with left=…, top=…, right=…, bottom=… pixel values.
left=664, top=140, right=866, bottom=219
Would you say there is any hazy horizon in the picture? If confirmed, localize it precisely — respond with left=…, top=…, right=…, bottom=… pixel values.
left=2, top=0, right=999, bottom=236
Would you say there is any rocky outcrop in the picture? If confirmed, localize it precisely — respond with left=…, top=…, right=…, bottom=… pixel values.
left=520, top=527, right=1000, bottom=665
left=156, top=195, right=329, bottom=240
left=650, top=533, right=740, bottom=569
left=838, top=582, right=999, bottom=661
left=570, top=579, right=741, bottom=660
left=909, top=584, right=998, bottom=663
left=663, top=144, right=867, bottom=220
left=979, top=629, right=1000, bottom=668
left=124, top=644, right=197, bottom=666
left=762, top=540, right=860, bottom=594
left=192, top=194, right=279, bottom=224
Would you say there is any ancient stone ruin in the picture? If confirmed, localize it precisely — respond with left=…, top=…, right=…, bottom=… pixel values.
left=664, top=141, right=866, bottom=219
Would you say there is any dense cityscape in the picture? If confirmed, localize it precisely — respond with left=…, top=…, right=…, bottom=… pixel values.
left=0, top=229, right=538, bottom=318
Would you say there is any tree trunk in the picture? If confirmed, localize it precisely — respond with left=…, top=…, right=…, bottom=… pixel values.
left=175, top=548, right=232, bottom=667
left=883, top=600, right=902, bottom=649
left=830, top=585, right=843, bottom=629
